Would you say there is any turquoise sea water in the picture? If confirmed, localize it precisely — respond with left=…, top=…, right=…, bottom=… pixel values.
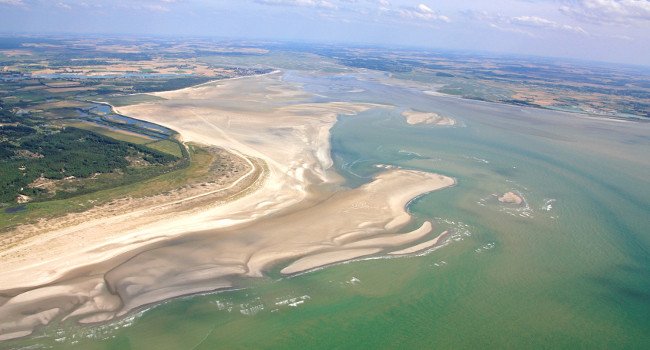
left=4, top=72, right=649, bottom=349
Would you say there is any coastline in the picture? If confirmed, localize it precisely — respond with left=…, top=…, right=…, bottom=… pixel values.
left=0, top=71, right=456, bottom=340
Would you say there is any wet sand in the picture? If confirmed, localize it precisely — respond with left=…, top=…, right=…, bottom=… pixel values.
left=402, top=109, right=456, bottom=126
left=0, top=72, right=455, bottom=340
left=389, top=230, right=449, bottom=255
left=281, top=249, right=383, bottom=275
left=498, top=191, right=524, bottom=205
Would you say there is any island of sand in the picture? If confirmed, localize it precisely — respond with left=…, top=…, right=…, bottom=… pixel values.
left=402, top=109, right=456, bottom=126
left=498, top=191, right=524, bottom=205
left=0, top=72, right=455, bottom=340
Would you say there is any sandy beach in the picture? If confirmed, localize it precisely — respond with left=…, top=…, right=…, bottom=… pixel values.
left=0, top=72, right=455, bottom=340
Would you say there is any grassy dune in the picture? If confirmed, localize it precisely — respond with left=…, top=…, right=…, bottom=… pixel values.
left=0, top=144, right=213, bottom=232
left=60, top=121, right=156, bottom=145
left=144, top=139, right=183, bottom=158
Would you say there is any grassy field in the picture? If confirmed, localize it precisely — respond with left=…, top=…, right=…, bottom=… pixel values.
left=144, top=139, right=184, bottom=158
left=0, top=143, right=214, bottom=232
left=60, top=121, right=156, bottom=144
left=95, top=94, right=166, bottom=107
left=65, top=121, right=184, bottom=157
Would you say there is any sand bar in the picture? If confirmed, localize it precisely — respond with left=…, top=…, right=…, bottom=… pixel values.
left=402, top=109, right=456, bottom=126
left=389, top=230, right=448, bottom=255
left=281, top=248, right=383, bottom=275
left=498, top=191, right=524, bottom=205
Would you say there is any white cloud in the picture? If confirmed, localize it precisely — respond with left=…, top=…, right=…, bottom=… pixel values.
left=417, top=4, right=432, bottom=14
left=512, top=15, right=555, bottom=27
left=489, top=22, right=537, bottom=37
left=398, top=3, right=450, bottom=22
left=560, top=0, right=650, bottom=24
left=144, top=4, right=171, bottom=12
left=512, top=15, right=588, bottom=34
left=464, top=10, right=588, bottom=36
left=112, top=1, right=175, bottom=13
left=377, top=0, right=390, bottom=12
left=57, top=2, right=72, bottom=10
left=0, top=0, right=24, bottom=6
left=255, top=0, right=338, bottom=10
left=605, top=33, right=634, bottom=41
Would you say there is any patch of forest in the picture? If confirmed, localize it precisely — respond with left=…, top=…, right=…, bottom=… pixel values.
left=0, top=102, right=181, bottom=204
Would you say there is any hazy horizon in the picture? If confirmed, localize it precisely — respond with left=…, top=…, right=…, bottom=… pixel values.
left=0, top=0, right=649, bottom=66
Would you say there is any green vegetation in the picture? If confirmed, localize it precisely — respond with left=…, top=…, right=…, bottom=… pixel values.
left=95, top=94, right=166, bottom=107
left=0, top=121, right=180, bottom=204
left=0, top=144, right=213, bottom=232
left=63, top=121, right=155, bottom=144
left=145, top=139, right=184, bottom=158
left=130, top=77, right=213, bottom=93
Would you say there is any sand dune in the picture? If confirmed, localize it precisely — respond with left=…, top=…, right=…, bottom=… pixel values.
left=0, top=72, right=455, bottom=340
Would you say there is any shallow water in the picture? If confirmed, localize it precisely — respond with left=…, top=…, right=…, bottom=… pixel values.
left=90, top=103, right=173, bottom=136
left=5, top=72, right=649, bottom=349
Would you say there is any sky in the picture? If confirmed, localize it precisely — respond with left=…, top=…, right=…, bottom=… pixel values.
left=0, top=0, right=649, bottom=65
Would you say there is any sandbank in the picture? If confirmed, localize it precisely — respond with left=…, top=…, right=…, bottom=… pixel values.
left=389, top=230, right=448, bottom=255
left=402, top=109, right=456, bottom=126
left=281, top=249, right=383, bottom=275
left=498, top=191, right=524, bottom=205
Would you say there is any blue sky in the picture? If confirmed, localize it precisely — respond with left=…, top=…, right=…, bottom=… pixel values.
left=1, top=0, right=649, bottom=65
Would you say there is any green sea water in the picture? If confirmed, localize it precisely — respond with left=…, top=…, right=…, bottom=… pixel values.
left=4, top=72, right=650, bottom=349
